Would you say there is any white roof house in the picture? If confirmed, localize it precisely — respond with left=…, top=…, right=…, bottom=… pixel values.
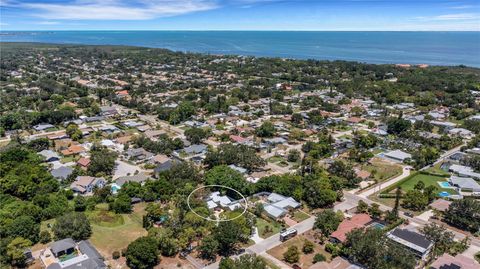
left=263, top=192, right=301, bottom=219
left=384, top=150, right=411, bottom=162
left=449, top=164, right=480, bottom=179
left=449, top=176, right=480, bottom=192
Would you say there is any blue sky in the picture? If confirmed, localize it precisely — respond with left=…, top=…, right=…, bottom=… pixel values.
left=1, top=0, right=479, bottom=31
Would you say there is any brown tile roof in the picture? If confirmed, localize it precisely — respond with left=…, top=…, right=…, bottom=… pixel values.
left=430, top=253, right=478, bottom=269
left=77, top=157, right=91, bottom=167
left=429, top=199, right=452, bottom=212
left=61, top=145, right=85, bottom=156
left=330, top=213, right=372, bottom=243
left=115, top=135, right=133, bottom=144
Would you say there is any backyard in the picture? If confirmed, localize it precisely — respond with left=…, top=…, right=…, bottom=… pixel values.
left=256, top=217, right=284, bottom=239
left=89, top=203, right=147, bottom=259
left=362, top=157, right=403, bottom=182
left=394, top=173, right=455, bottom=194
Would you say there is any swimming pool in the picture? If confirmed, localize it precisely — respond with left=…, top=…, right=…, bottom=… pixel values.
left=438, top=191, right=450, bottom=197
left=438, top=181, right=452, bottom=188
left=369, top=222, right=386, bottom=230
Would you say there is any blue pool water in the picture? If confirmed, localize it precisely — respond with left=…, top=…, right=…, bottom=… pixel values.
left=438, top=182, right=452, bottom=188
left=438, top=191, right=450, bottom=197
left=371, top=222, right=386, bottom=229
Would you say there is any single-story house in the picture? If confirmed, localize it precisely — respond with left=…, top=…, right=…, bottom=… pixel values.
left=449, top=176, right=480, bottom=192
left=125, top=148, right=154, bottom=163
left=77, top=157, right=91, bottom=170
left=206, top=191, right=243, bottom=211
left=175, top=144, right=208, bottom=157
left=429, top=253, right=478, bottom=269
left=34, top=123, right=55, bottom=131
left=70, top=176, right=105, bottom=195
left=39, top=150, right=60, bottom=162
left=449, top=128, right=474, bottom=138
left=43, top=238, right=106, bottom=269
left=51, top=166, right=73, bottom=181
left=154, top=158, right=181, bottom=176
left=263, top=192, right=301, bottom=219
left=383, top=150, right=411, bottom=162
left=429, top=199, right=452, bottom=213
left=115, top=174, right=149, bottom=187
left=61, top=145, right=85, bottom=156
left=448, top=164, right=480, bottom=179
left=330, top=214, right=372, bottom=243
left=386, top=228, right=433, bottom=261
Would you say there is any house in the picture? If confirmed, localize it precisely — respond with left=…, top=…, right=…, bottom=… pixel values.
left=448, top=164, right=480, bottom=179
left=449, top=175, right=480, bottom=193
left=77, top=157, right=91, bottom=170
left=264, top=137, right=287, bottom=146
left=429, top=199, right=452, bottom=213
left=61, top=145, right=85, bottom=156
left=125, top=148, right=154, bottom=163
left=176, top=144, right=208, bottom=157
left=70, top=176, right=105, bottom=195
left=154, top=158, right=181, bottom=176
left=41, top=238, right=106, bottom=269
left=33, top=123, right=55, bottom=131
left=100, top=106, right=118, bottom=117
left=383, top=149, right=411, bottom=162
left=330, top=214, right=372, bottom=243
left=206, top=191, right=243, bottom=211
left=144, top=130, right=166, bottom=140
left=386, top=228, right=433, bottom=261
left=429, top=253, right=478, bottom=269
left=39, top=150, right=60, bottom=162
left=228, top=164, right=248, bottom=174
left=263, top=192, right=301, bottom=219
left=51, top=166, right=73, bottom=181
left=449, top=128, right=474, bottom=138
left=115, top=174, right=149, bottom=187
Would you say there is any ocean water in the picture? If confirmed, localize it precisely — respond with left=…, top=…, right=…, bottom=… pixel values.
left=1, top=31, right=479, bottom=67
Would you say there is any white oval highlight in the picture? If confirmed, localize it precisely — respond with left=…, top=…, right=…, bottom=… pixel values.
left=187, top=184, right=248, bottom=222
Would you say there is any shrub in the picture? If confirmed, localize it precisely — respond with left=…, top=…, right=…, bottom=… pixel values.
left=39, top=231, right=52, bottom=244
left=325, top=243, right=340, bottom=257
left=303, top=240, right=315, bottom=254
left=112, top=251, right=120, bottom=260
left=283, top=246, right=300, bottom=263
left=313, top=253, right=326, bottom=263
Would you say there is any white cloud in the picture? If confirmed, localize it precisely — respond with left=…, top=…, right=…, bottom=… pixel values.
left=37, top=21, right=60, bottom=25
left=450, top=5, right=474, bottom=10
left=21, top=0, right=218, bottom=20
left=415, top=13, right=479, bottom=21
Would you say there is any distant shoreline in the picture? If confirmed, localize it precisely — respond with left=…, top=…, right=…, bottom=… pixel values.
left=1, top=31, right=479, bottom=67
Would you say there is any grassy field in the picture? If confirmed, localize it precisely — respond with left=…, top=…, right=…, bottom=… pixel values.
left=89, top=203, right=147, bottom=257
left=267, top=235, right=331, bottom=268
left=256, top=217, right=283, bottom=239
left=292, top=211, right=310, bottom=223
left=362, top=158, right=403, bottom=182
left=396, top=173, right=455, bottom=194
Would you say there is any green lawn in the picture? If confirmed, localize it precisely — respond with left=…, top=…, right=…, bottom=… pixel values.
left=292, top=211, right=310, bottom=222
left=362, top=158, right=402, bottom=182
left=396, top=173, right=455, bottom=194
left=268, top=156, right=284, bottom=163
left=256, top=217, right=283, bottom=239
left=89, top=203, right=147, bottom=257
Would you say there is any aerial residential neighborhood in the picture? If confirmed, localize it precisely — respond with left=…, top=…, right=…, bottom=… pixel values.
left=0, top=43, right=479, bottom=269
